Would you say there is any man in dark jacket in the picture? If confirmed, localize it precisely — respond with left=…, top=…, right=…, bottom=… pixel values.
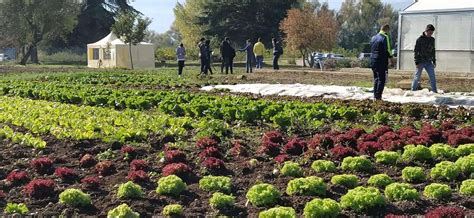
left=220, top=37, right=235, bottom=74
left=198, top=38, right=207, bottom=74
left=239, top=39, right=254, bottom=73
left=272, top=38, right=283, bottom=70
left=220, top=39, right=226, bottom=74
left=228, top=41, right=236, bottom=74
left=369, top=24, right=393, bottom=100
left=411, top=24, right=437, bottom=93
left=204, top=39, right=213, bottom=75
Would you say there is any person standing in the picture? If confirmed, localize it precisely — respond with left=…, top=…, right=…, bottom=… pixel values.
left=411, top=24, right=438, bottom=93
left=220, top=37, right=234, bottom=74
left=205, top=39, right=213, bottom=75
left=198, top=38, right=206, bottom=74
left=253, top=37, right=265, bottom=69
left=220, top=39, right=226, bottom=74
left=239, top=39, right=254, bottom=73
left=176, top=43, right=186, bottom=77
left=272, top=38, right=283, bottom=70
left=227, top=38, right=236, bottom=74
left=369, top=24, right=393, bottom=100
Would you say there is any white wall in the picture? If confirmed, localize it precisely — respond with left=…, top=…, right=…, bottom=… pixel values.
left=116, top=44, right=155, bottom=69
left=88, top=44, right=154, bottom=69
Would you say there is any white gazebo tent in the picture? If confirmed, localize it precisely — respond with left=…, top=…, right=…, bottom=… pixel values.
left=397, top=0, right=474, bottom=73
left=87, top=32, right=155, bottom=69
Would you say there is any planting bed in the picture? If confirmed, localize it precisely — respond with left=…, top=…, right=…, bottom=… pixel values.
left=0, top=69, right=473, bottom=217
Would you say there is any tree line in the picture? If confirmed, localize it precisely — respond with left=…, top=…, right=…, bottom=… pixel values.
left=172, top=0, right=398, bottom=61
left=0, top=0, right=137, bottom=65
left=0, top=0, right=398, bottom=65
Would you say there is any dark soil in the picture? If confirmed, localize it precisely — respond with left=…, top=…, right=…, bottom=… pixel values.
left=0, top=125, right=472, bottom=217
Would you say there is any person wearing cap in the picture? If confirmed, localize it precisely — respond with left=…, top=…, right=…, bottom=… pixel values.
left=369, top=24, right=393, bottom=100
left=411, top=24, right=438, bottom=93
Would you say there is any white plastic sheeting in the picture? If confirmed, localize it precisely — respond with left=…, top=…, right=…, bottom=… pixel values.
left=201, top=84, right=474, bottom=108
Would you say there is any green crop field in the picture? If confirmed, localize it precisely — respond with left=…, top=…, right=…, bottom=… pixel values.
left=0, top=67, right=472, bottom=217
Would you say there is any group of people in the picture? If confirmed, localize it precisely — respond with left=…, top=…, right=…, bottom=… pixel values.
left=370, top=24, right=438, bottom=100
left=238, top=38, right=284, bottom=73
left=178, top=25, right=438, bottom=101
left=175, top=37, right=284, bottom=76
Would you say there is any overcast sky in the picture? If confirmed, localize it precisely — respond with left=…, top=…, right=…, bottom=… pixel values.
left=130, top=0, right=412, bottom=33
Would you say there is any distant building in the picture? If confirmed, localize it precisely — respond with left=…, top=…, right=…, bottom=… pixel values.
left=397, top=0, right=474, bottom=73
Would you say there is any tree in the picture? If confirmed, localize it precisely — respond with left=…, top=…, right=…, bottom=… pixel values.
left=280, top=3, right=338, bottom=66
left=0, top=0, right=80, bottom=65
left=145, top=23, right=182, bottom=49
left=66, top=0, right=139, bottom=49
left=174, top=0, right=302, bottom=48
left=173, top=0, right=211, bottom=47
left=337, top=0, right=398, bottom=50
left=112, top=11, right=151, bottom=69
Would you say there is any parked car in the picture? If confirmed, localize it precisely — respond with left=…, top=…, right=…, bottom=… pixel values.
left=332, top=54, right=345, bottom=60
left=312, top=52, right=324, bottom=60
left=307, top=52, right=323, bottom=68
left=323, top=53, right=333, bottom=59
left=358, top=53, right=371, bottom=60
left=0, top=53, right=11, bottom=62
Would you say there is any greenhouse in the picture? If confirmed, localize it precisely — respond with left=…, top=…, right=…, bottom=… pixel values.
left=397, top=0, right=474, bottom=73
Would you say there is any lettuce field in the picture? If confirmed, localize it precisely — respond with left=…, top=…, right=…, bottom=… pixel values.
left=0, top=69, right=472, bottom=217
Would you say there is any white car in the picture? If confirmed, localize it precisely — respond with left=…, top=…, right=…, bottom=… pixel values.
left=0, top=53, right=10, bottom=62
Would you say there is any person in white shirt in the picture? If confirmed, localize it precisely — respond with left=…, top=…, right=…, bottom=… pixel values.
left=176, top=43, right=186, bottom=76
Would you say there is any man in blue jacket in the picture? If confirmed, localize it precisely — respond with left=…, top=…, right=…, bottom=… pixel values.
left=239, top=39, right=254, bottom=73
left=370, top=24, right=393, bottom=100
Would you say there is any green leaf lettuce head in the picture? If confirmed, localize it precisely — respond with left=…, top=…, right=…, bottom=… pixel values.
left=107, top=203, right=139, bottom=218
left=59, top=188, right=92, bottom=207
left=4, top=203, right=29, bottom=215
left=259, top=206, right=297, bottom=218
left=246, top=183, right=280, bottom=207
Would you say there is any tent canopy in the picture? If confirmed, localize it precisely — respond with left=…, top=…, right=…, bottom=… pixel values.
left=404, top=0, right=474, bottom=12
left=87, top=32, right=155, bottom=69
left=88, top=32, right=153, bottom=46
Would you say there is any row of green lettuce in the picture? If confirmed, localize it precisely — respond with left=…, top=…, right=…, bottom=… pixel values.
left=0, top=125, right=46, bottom=149
left=0, top=96, right=231, bottom=144
left=0, top=81, right=362, bottom=131
left=0, top=70, right=215, bottom=88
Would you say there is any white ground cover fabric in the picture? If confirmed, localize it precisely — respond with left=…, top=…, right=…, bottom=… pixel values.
left=201, top=84, right=474, bottom=108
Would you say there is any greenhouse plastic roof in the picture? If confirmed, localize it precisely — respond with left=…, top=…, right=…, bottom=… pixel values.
left=404, top=0, right=474, bottom=12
